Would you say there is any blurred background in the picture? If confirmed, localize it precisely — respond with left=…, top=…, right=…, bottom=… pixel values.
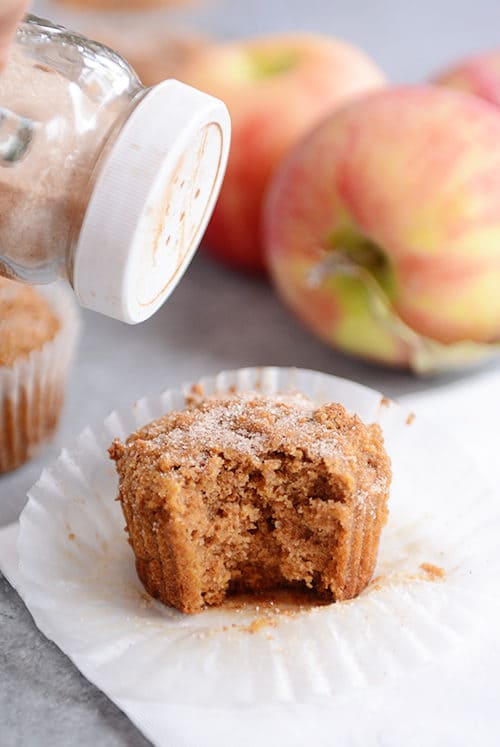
left=33, top=0, right=500, bottom=83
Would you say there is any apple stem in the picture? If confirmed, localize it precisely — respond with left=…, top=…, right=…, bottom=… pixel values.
left=306, top=248, right=499, bottom=375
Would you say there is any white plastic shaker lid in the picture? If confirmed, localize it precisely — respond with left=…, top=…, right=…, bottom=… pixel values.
left=72, top=79, right=231, bottom=323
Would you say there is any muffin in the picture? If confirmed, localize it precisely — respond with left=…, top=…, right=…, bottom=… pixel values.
left=109, top=390, right=391, bottom=614
left=54, top=0, right=198, bottom=10
left=94, top=29, right=209, bottom=87
left=0, top=279, right=79, bottom=473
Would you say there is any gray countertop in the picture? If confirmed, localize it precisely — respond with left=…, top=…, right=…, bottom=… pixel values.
left=3, top=1, right=500, bottom=744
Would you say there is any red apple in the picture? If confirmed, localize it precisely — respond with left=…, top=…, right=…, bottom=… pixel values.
left=263, top=86, right=500, bottom=372
left=178, top=33, right=386, bottom=272
left=434, top=50, right=500, bottom=108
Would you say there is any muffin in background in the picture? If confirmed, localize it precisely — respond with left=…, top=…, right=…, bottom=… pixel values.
left=53, top=0, right=197, bottom=10
left=95, top=27, right=209, bottom=86
left=0, top=279, right=79, bottom=473
left=47, top=0, right=210, bottom=87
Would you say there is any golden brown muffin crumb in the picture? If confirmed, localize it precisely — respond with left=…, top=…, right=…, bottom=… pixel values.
left=110, top=392, right=391, bottom=614
left=419, top=563, right=446, bottom=581
left=0, top=278, right=60, bottom=367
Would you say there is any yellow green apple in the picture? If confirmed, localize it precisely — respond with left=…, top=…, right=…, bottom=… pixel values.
left=178, top=33, right=385, bottom=272
left=263, top=86, right=500, bottom=371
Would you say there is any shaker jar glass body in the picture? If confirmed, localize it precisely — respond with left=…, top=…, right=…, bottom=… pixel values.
left=0, top=16, right=230, bottom=322
left=0, top=16, right=143, bottom=284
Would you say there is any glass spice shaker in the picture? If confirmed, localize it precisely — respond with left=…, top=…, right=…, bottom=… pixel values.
left=0, top=15, right=230, bottom=322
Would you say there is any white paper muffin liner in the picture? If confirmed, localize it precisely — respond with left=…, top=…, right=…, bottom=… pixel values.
left=0, top=281, right=80, bottom=473
left=16, top=367, right=500, bottom=708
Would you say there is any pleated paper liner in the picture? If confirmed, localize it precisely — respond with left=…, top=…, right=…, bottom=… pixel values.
left=17, top=367, right=500, bottom=707
left=0, top=281, right=80, bottom=473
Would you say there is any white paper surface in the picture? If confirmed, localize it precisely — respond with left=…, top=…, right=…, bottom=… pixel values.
left=2, top=367, right=500, bottom=746
left=402, top=366, right=500, bottom=484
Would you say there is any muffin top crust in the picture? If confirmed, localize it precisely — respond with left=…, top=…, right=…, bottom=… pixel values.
left=0, top=278, right=60, bottom=367
left=110, top=391, right=391, bottom=510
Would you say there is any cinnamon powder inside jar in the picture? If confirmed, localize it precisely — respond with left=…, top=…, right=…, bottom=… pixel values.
left=0, top=44, right=124, bottom=280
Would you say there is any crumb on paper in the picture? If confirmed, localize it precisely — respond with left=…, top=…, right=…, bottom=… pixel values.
left=369, top=575, right=384, bottom=591
left=68, top=532, right=75, bottom=540
left=242, top=617, right=279, bottom=634
left=380, top=396, right=391, bottom=408
left=218, top=616, right=279, bottom=636
left=208, top=588, right=328, bottom=636
left=419, top=562, right=446, bottom=581
left=406, top=412, right=416, bottom=425
left=369, top=562, right=447, bottom=590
